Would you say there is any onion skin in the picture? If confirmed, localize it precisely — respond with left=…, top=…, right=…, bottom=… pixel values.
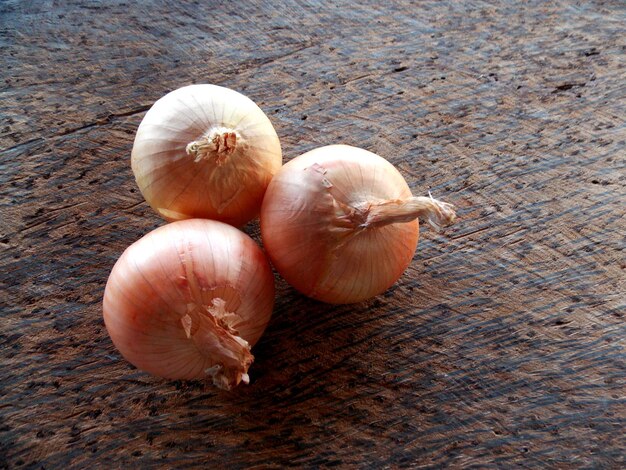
left=131, top=84, right=282, bottom=227
left=103, top=219, right=275, bottom=389
left=260, top=145, right=455, bottom=304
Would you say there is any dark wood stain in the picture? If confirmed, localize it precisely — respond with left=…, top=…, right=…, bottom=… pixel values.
left=1, top=0, right=625, bottom=468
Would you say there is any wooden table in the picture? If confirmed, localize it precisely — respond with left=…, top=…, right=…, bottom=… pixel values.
left=2, top=1, right=624, bottom=468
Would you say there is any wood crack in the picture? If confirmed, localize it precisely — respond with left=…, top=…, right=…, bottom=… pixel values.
left=56, top=105, right=152, bottom=138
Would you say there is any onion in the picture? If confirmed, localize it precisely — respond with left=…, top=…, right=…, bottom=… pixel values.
left=131, top=84, right=282, bottom=227
left=260, top=145, right=456, bottom=304
left=102, top=219, right=275, bottom=390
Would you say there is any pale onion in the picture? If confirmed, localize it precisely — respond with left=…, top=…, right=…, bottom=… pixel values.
left=102, top=219, right=275, bottom=390
left=131, top=84, right=282, bottom=227
left=260, top=145, right=456, bottom=304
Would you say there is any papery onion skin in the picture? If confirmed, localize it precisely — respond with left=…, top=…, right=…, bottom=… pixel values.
left=131, top=84, right=282, bottom=227
left=102, top=219, right=275, bottom=389
left=260, top=145, right=455, bottom=305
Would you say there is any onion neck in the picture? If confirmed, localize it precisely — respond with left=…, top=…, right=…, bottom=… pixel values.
left=181, top=298, right=253, bottom=390
left=333, top=194, right=456, bottom=232
left=186, top=127, right=240, bottom=165
left=364, top=195, right=456, bottom=231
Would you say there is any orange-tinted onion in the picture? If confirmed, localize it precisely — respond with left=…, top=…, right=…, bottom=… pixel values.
left=131, top=84, right=282, bottom=227
left=103, top=219, right=275, bottom=390
left=261, top=145, right=456, bottom=304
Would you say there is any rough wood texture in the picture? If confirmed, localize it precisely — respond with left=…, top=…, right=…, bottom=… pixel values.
left=1, top=1, right=625, bottom=468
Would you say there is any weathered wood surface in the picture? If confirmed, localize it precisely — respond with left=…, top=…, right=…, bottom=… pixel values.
left=1, top=0, right=625, bottom=468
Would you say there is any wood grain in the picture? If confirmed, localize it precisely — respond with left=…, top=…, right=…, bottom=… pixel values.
left=1, top=0, right=625, bottom=468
